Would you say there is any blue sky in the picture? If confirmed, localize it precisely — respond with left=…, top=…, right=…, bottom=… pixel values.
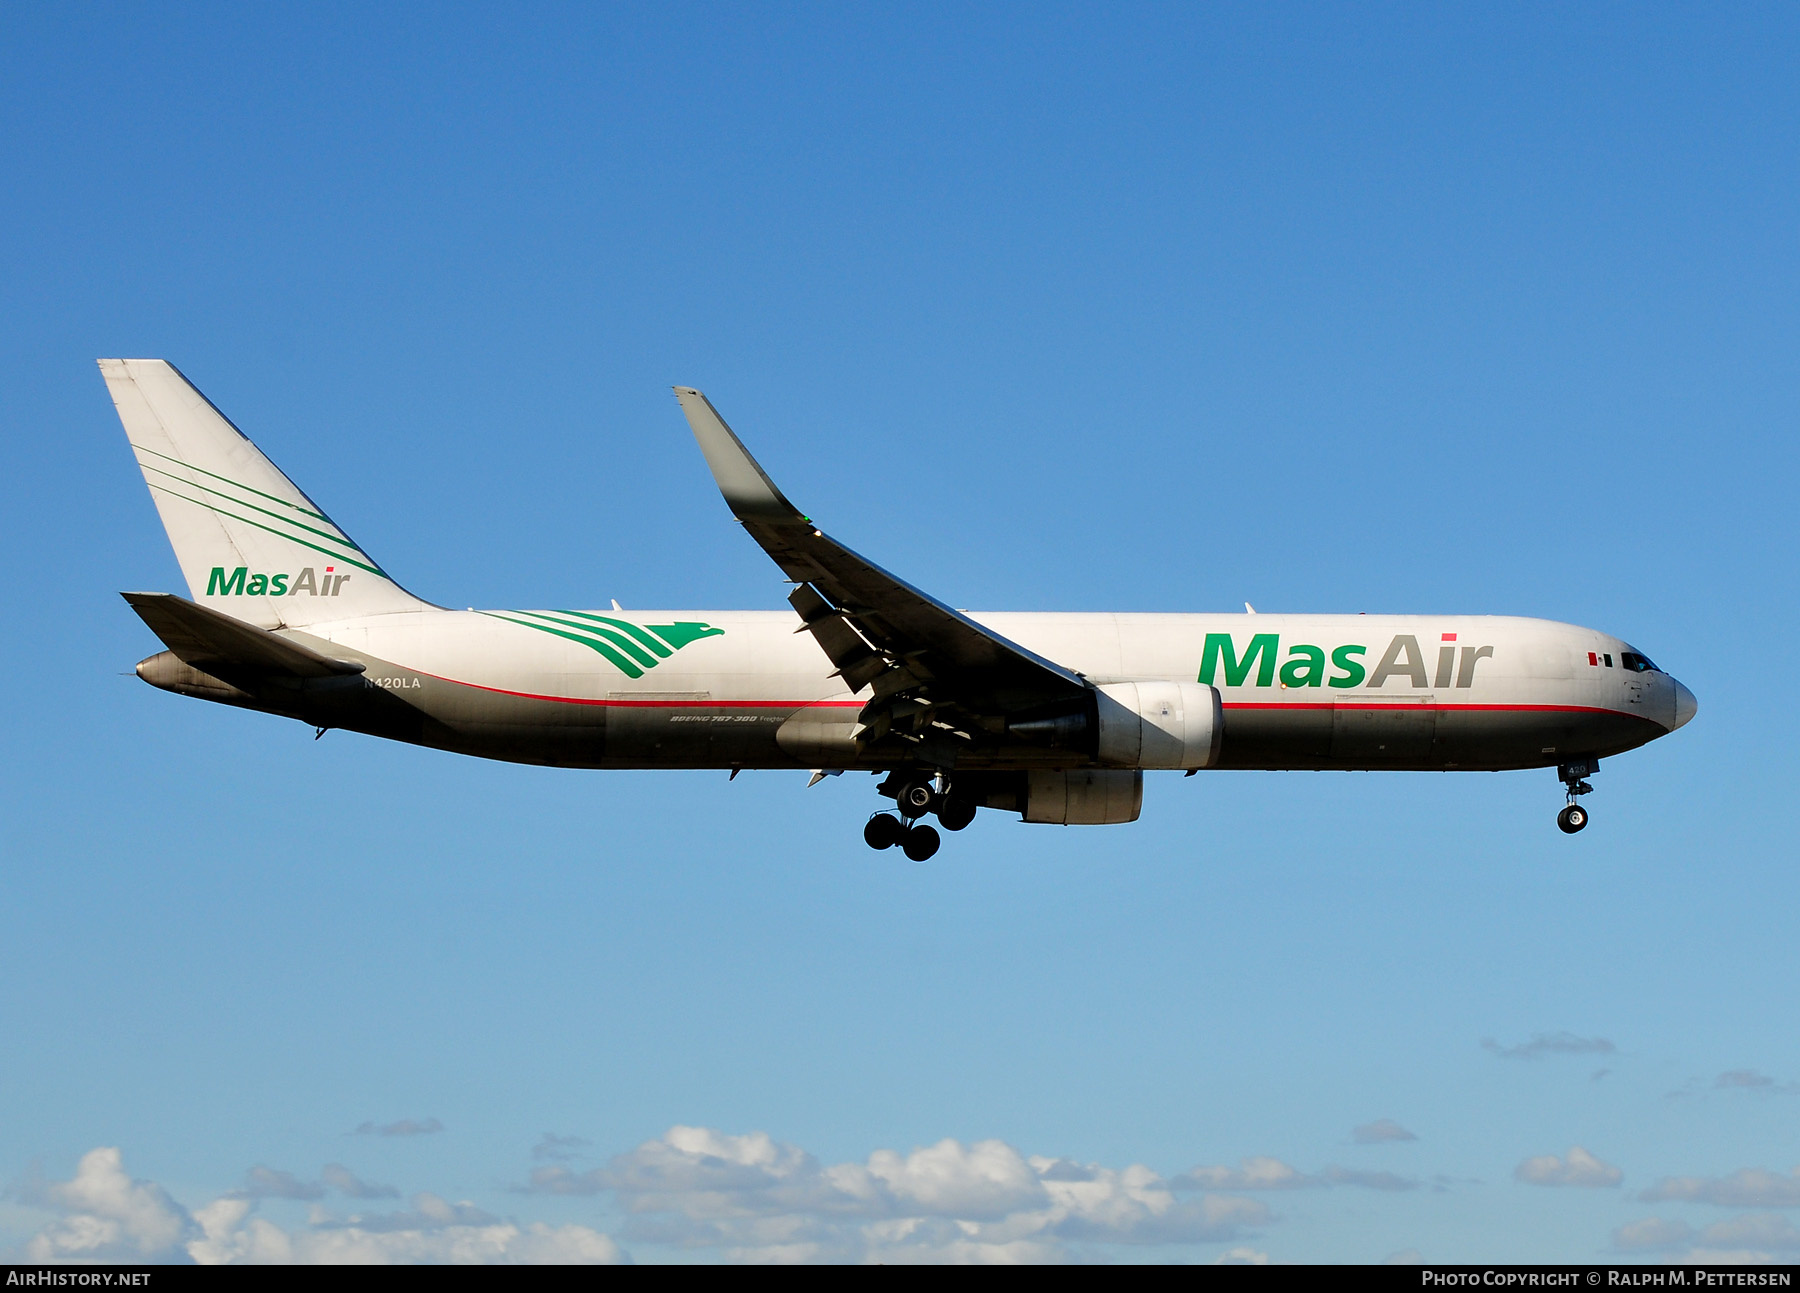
left=2, top=2, right=1797, bottom=1264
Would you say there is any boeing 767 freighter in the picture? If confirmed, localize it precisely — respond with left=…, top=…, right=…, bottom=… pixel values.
left=104, top=359, right=1695, bottom=859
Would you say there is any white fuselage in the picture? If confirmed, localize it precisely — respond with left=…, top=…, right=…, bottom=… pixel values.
left=276, top=608, right=1689, bottom=773
left=101, top=358, right=1698, bottom=839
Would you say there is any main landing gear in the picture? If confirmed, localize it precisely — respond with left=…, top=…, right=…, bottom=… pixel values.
left=864, top=811, right=938, bottom=860
left=864, top=773, right=979, bottom=861
left=1556, top=759, right=1597, bottom=834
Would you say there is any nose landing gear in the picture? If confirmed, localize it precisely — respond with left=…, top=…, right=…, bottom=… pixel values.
left=1556, top=759, right=1597, bottom=834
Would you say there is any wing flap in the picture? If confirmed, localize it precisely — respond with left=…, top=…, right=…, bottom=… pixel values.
left=786, top=583, right=887, bottom=687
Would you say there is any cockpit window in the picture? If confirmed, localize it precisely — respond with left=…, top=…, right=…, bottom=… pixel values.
left=1620, top=652, right=1660, bottom=673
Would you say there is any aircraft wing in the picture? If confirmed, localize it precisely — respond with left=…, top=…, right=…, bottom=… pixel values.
left=122, top=591, right=366, bottom=678
left=673, top=388, right=1091, bottom=746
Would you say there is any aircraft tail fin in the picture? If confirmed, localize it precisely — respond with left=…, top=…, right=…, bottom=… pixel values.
left=99, top=359, right=435, bottom=627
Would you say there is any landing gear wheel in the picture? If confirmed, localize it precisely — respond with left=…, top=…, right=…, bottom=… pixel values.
left=864, top=813, right=905, bottom=850
left=894, top=779, right=936, bottom=818
left=902, top=824, right=941, bottom=861
left=1557, top=804, right=1588, bottom=834
left=936, top=796, right=977, bottom=832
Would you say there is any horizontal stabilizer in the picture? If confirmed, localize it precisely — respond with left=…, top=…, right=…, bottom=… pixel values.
left=122, top=591, right=365, bottom=678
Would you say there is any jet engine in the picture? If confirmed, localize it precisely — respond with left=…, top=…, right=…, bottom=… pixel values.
left=1094, top=681, right=1222, bottom=770
left=1022, top=769, right=1144, bottom=824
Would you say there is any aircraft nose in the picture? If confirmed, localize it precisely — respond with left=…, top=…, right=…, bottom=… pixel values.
left=1671, top=679, right=1698, bottom=731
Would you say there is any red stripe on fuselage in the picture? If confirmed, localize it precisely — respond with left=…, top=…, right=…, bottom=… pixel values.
left=401, top=669, right=1650, bottom=724
left=409, top=666, right=860, bottom=708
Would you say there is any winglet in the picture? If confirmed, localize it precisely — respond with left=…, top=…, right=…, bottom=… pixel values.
left=672, top=387, right=804, bottom=523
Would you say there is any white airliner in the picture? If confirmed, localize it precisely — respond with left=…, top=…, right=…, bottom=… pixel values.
left=104, top=359, right=1696, bottom=858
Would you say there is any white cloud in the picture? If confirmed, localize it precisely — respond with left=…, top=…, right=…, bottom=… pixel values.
left=528, top=1126, right=1274, bottom=1262
left=21, top=1148, right=193, bottom=1262
left=1666, top=1249, right=1781, bottom=1266
left=1212, top=1246, right=1270, bottom=1264
left=1696, top=1213, right=1800, bottom=1251
left=188, top=1195, right=626, bottom=1265
left=1716, top=1070, right=1776, bottom=1090
left=1034, top=1163, right=1268, bottom=1247
left=1610, top=1214, right=1800, bottom=1267
left=1640, top=1168, right=1800, bottom=1208
left=1172, top=1157, right=1312, bottom=1191
left=314, top=1194, right=503, bottom=1234
left=352, top=1118, right=444, bottom=1137
left=1668, top=1072, right=1800, bottom=1101
left=234, top=1162, right=395, bottom=1202
left=1169, top=1157, right=1417, bottom=1192
left=320, top=1164, right=399, bottom=1200
left=1322, top=1167, right=1416, bottom=1191
left=17, top=1129, right=1431, bottom=1265
left=1482, top=1032, right=1616, bottom=1060
left=1514, top=1147, right=1622, bottom=1188
left=1613, top=1217, right=1694, bottom=1251
left=239, top=1166, right=324, bottom=1201
left=1614, top=1212, right=1800, bottom=1257
left=871, top=1139, right=1047, bottom=1219
left=1352, top=1120, right=1417, bottom=1145
left=17, top=1148, right=626, bottom=1265
left=532, top=1134, right=590, bottom=1163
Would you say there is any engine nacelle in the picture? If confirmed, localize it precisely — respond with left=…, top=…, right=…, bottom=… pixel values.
left=775, top=711, right=861, bottom=765
left=1095, top=681, right=1222, bottom=770
left=1022, top=769, right=1143, bottom=824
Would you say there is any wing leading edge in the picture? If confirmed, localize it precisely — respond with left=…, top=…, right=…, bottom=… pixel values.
left=672, top=387, right=1092, bottom=758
